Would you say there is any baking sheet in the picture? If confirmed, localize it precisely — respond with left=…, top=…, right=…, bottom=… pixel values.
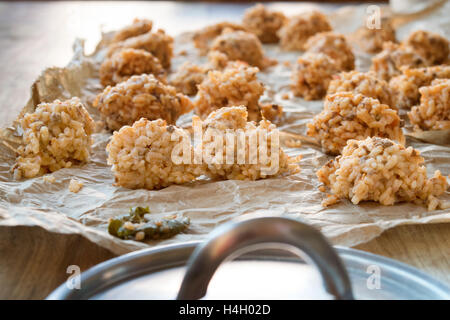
left=0, top=2, right=449, bottom=255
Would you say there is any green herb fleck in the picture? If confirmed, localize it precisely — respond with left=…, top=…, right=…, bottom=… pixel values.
left=108, top=207, right=190, bottom=241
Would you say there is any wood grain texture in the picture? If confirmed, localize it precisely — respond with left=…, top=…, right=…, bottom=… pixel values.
left=0, top=1, right=448, bottom=299
left=355, top=224, right=450, bottom=285
left=0, top=226, right=116, bottom=300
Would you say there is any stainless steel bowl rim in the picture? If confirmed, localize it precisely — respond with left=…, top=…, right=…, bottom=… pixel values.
left=47, top=241, right=450, bottom=300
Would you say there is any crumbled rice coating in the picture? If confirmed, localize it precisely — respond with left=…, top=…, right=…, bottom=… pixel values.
left=352, top=17, right=396, bottom=54
left=69, top=178, right=84, bottom=193
left=169, top=62, right=208, bottom=96
left=321, top=194, right=340, bottom=207
left=327, top=71, right=392, bottom=107
left=43, top=175, right=56, bottom=183
left=195, top=62, right=265, bottom=121
left=404, top=30, right=449, bottom=65
left=94, top=74, right=193, bottom=131
left=12, top=98, right=95, bottom=179
left=197, top=106, right=300, bottom=180
left=192, top=22, right=248, bottom=55
left=99, top=48, right=166, bottom=87
left=304, top=32, right=355, bottom=71
left=307, top=92, right=404, bottom=155
left=291, top=52, right=339, bottom=100
left=242, top=4, right=286, bottom=44
left=389, top=65, right=450, bottom=109
left=106, top=118, right=203, bottom=190
left=107, top=29, right=173, bottom=69
left=278, top=10, right=332, bottom=51
left=317, top=137, right=448, bottom=210
left=210, top=29, right=268, bottom=69
left=408, top=79, right=450, bottom=130
left=112, top=18, right=153, bottom=43
left=370, top=42, right=427, bottom=81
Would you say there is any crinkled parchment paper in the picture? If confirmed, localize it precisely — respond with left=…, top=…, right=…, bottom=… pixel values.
left=0, top=3, right=449, bottom=255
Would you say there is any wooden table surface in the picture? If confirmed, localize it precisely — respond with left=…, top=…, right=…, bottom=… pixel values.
left=0, top=1, right=449, bottom=300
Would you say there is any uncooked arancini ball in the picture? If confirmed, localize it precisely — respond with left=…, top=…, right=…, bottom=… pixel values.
left=192, top=22, right=248, bottom=55
left=408, top=79, right=450, bottom=131
left=99, top=48, right=166, bottom=87
left=106, top=118, right=202, bottom=190
left=107, top=29, right=173, bottom=69
left=307, top=92, right=404, bottom=155
left=242, top=4, right=286, bottom=44
left=195, top=62, right=264, bottom=121
left=389, top=65, right=450, bottom=109
left=352, top=17, right=396, bottom=54
left=317, top=136, right=448, bottom=210
left=169, top=62, right=208, bottom=96
left=327, top=71, right=392, bottom=107
left=12, top=98, right=95, bottom=179
left=291, top=52, right=339, bottom=100
left=304, top=32, right=355, bottom=71
left=278, top=10, right=332, bottom=51
left=94, top=74, right=193, bottom=131
left=370, top=41, right=427, bottom=81
left=197, top=106, right=300, bottom=180
left=210, top=29, right=269, bottom=69
left=404, top=30, right=449, bottom=65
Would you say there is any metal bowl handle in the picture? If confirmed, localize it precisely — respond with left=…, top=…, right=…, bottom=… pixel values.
left=176, top=217, right=354, bottom=300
